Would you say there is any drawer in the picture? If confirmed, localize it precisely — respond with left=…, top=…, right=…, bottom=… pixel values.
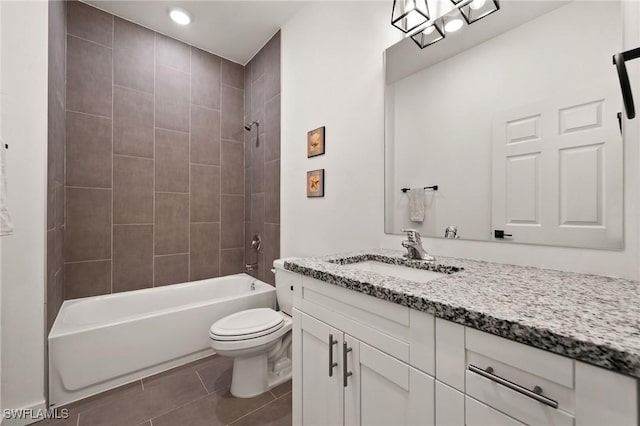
left=435, top=381, right=464, bottom=426
left=300, top=276, right=435, bottom=375
left=466, top=328, right=573, bottom=388
left=466, top=368, right=574, bottom=426
left=465, top=396, right=525, bottom=426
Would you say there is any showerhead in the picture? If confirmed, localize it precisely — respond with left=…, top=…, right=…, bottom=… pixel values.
left=244, top=120, right=260, bottom=131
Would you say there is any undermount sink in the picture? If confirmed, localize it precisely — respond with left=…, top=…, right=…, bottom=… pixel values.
left=342, top=261, right=447, bottom=283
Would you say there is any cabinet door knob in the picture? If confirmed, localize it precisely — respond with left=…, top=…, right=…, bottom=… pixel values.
left=328, top=334, right=338, bottom=377
left=343, top=341, right=353, bottom=387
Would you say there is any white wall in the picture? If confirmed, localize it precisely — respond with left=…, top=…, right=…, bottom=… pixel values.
left=0, top=0, right=48, bottom=417
left=281, top=1, right=640, bottom=279
left=281, top=1, right=401, bottom=257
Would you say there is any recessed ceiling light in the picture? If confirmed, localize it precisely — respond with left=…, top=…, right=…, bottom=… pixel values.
left=169, top=7, right=191, bottom=25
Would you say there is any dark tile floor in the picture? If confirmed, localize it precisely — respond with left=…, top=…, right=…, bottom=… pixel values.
left=37, top=355, right=292, bottom=426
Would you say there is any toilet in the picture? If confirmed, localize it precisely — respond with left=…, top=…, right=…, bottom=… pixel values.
left=209, top=260, right=293, bottom=398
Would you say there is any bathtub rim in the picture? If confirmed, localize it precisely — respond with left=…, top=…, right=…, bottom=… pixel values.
left=49, top=273, right=274, bottom=339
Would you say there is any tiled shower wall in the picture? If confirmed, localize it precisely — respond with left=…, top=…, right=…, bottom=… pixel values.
left=63, top=2, right=246, bottom=298
left=245, top=32, right=281, bottom=285
left=47, top=0, right=66, bottom=330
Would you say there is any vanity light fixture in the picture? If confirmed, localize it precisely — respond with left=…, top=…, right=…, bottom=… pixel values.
left=169, top=7, right=191, bottom=25
left=396, top=0, right=500, bottom=49
left=391, top=0, right=430, bottom=33
left=454, top=0, right=500, bottom=24
left=410, top=20, right=445, bottom=48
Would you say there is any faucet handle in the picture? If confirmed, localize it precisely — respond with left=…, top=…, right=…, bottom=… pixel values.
left=401, top=228, right=421, bottom=243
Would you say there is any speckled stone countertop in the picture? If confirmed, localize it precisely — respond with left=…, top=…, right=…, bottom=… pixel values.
left=284, top=249, right=640, bottom=378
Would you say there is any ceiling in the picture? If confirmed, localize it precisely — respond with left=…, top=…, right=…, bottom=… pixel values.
left=83, top=1, right=308, bottom=64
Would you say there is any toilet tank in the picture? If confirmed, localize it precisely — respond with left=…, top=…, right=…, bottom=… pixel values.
left=273, top=259, right=296, bottom=316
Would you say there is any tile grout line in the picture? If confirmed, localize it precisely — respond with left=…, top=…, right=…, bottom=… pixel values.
left=194, top=369, right=209, bottom=394
left=67, top=32, right=113, bottom=50
left=149, top=392, right=210, bottom=424
left=188, top=45, right=192, bottom=282
left=218, top=53, right=223, bottom=277
left=152, top=30, right=157, bottom=287
left=110, top=14, right=115, bottom=295
left=226, top=394, right=279, bottom=426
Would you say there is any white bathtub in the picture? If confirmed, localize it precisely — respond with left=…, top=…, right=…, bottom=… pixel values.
left=48, top=274, right=275, bottom=407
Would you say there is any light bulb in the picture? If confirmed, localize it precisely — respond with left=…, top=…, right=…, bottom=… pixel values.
left=422, top=25, right=435, bottom=35
left=444, top=18, right=463, bottom=32
left=169, top=7, right=191, bottom=25
left=469, top=0, right=487, bottom=10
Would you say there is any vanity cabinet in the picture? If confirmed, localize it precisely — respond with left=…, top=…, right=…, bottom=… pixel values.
left=282, top=268, right=639, bottom=426
left=294, top=310, right=435, bottom=426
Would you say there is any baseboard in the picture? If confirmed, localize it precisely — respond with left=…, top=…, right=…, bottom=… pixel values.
left=1, top=400, right=49, bottom=426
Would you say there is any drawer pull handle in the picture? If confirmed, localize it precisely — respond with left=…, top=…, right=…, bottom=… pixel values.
left=343, top=341, right=353, bottom=387
left=468, top=364, right=559, bottom=409
left=328, top=334, right=338, bottom=377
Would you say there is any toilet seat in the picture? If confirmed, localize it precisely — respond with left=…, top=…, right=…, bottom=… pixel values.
left=209, top=308, right=284, bottom=341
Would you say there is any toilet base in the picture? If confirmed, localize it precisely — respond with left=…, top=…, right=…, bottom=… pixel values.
left=229, top=353, right=292, bottom=398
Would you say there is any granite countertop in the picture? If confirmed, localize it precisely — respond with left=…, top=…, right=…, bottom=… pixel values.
left=284, top=249, right=640, bottom=378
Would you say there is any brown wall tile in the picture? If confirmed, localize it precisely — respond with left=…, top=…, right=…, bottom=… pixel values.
left=221, top=195, right=244, bottom=249
left=190, top=165, right=220, bottom=223
left=155, top=193, right=189, bottom=255
left=263, top=224, right=280, bottom=285
left=190, top=223, right=220, bottom=280
left=264, top=94, right=281, bottom=163
left=67, top=1, right=113, bottom=47
left=113, top=225, right=153, bottom=292
left=249, top=75, right=265, bottom=127
left=250, top=193, right=264, bottom=241
left=113, top=155, right=153, bottom=224
left=220, top=249, right=244, bottom=276
left=65, top=188, right=112, bottom=262
left=114, top=17, right=154, bottom=93
left=222, top=59, right=244, bottom=90
left=66, top=111, right=112, bottom=188
left=154, top=254, right=189, bottom=286
left=221, top=141, right=244, bottom=195
left=156, top=34, right=190, bottom=74
left=263, top=31, right=281, bottom=101
left=65, top=260, right=112, bottom=299
left=264, top=160, right=280, bottom=224
left=113, top=86, right=154, bottom=158
left=221, top=85, right=244, bottom=142
left=191, top=48, right=221, bottom=110
left=67, top=35, right=112, bottom=117
left=191, top=106, right=220, bottom=166
left=155, top=65, right=189, bottom=132
left=155, top=129, right=189, bottom=193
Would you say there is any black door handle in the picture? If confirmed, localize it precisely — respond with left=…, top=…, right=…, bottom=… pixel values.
left=494, top=230, right=512, bottom=239
left=613, top=47, right=640, bottom=120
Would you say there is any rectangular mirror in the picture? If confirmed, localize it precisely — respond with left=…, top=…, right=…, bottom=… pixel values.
left=384, top=0, right=624, bottom=249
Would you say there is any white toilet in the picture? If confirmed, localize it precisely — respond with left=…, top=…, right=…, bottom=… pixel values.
left=209, top=261, right=293, bottom=398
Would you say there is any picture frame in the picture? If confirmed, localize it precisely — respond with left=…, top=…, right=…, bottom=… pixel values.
left=307, top=169, right=325, bottom=197
left=307, top=126, right=325, bottom=158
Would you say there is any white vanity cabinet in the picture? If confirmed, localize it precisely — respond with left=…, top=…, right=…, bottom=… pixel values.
left=294, top=310, right=435, bottom=426
left=289, top=271, right=436, bottom=426
left=284, top=269, right=639, bottom=426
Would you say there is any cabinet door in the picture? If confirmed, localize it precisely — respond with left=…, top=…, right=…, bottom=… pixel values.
left=345, top=336, right=434, bottom=426
left=294, top=310, right=344, bottom=426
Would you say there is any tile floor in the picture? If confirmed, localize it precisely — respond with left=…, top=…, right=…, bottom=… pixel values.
left=36, top=355, right=292, bottom=426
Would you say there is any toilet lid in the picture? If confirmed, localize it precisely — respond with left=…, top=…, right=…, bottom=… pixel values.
left=209, top=308, right=284, bottom=341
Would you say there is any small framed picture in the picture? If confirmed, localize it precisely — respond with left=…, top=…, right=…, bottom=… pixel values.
left=307, top=169, right=325, bottom=197
left=307, top=126, right=325, bottom=158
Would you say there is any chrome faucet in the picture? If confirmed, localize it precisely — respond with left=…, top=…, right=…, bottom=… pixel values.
left=401, top=229, right=435, bottom=261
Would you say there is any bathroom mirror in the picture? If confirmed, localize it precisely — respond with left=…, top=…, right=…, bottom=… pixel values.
left=384, top=0, right=625, bottom=249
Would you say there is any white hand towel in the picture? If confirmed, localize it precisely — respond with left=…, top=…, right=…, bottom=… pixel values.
left=408, top=188, right=425, bottom=223
left=1, top=141, right=14, bottom=236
